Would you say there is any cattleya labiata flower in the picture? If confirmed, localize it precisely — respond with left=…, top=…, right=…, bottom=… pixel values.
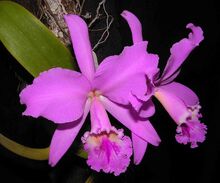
left=19, top=14, right=160, bottom=175
left=19, top=9, right=207, bottom=176
left=121, top=10, right=207, bottom=151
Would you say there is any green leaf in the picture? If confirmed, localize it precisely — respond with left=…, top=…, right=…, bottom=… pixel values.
left=76, top=146, right=88, bottom=159
left=0, top=132, right=87, bottom=160
left=85, top=175, right=94, bottom=183
left=0, top=133, right=49, bottom=160
left=0, top=1, right=74, bottom=77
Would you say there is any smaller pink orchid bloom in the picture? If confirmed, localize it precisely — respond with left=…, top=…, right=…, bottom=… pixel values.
left=19, top=14, right=161, bottom=175
left=122, top=10, right=207, bottom=149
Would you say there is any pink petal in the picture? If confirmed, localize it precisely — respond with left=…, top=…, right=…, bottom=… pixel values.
left=93, top=42, right=159, bottom=110
left=121, top=10, right=143, bottom=43
left=64, top=15, right=95, bottom=81
left=100, top=96, right=161, bottom=146
left=139, top=99, right=155, bottom=118
left=49, top=99, right=91, bottom=166
left=158, top=82, right=199, bottom=106
left=20, top=68, right=91, bottom=123
left=160, top=23, right=204, bottom=82
left=89, top=97, right=112, bottom=134
left=132, top=132, right=148, bottom=165
left=154, top=87, right=190, bottom=124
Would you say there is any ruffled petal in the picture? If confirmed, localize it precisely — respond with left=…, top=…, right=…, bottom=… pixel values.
left=93, top=42, right=159, bottom=111
left=175, top=120, right=207, bottom=148
left=121, top=10, right=143, bottom=43
left=160, top=23, right=204, bottom=82
left=64, top=15, right=95, bottom=81
left=132, top=132, right=148, bottom=165
left=82, top=127, right=132, bottom=176
left=158, top=82, right=199, bottom=106
left=100, top=96, right=161, bottom=146
left=20, top=68, right=91, bottom=123
left=49, top=99, right=91, bottom=166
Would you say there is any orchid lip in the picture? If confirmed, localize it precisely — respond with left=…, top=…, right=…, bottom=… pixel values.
left=82, top=127, right=132, bottom=176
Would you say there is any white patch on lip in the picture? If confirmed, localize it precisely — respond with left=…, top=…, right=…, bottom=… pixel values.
left=179, top=104, right=201, bottom=124
left=179, top=111, right=190, bottom=124
left=188, top=104, right=201, bottom=120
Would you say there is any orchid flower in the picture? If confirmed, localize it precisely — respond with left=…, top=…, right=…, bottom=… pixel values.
left=122, top=10, right=207, bottom=150
left=19, top=14, right=161, bottom=175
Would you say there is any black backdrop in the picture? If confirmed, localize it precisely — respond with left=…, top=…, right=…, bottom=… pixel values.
left=0, top=0, right=219, bottom=182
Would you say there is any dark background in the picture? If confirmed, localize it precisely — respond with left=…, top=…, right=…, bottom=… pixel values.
left=0, top=0, right=219, bottom=182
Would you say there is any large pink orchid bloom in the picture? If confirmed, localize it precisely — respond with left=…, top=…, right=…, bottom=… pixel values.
left=122, top=10, right=207, bottom=156
left=19, top=14, right=161, bottom=175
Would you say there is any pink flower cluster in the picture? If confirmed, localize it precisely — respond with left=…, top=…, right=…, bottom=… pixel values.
left=19, top=10, right=207, bottom=175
